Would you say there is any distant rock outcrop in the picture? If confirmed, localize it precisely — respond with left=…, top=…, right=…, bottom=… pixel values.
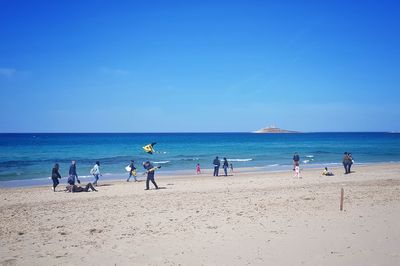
left=253, top=125, right=299, bottom=134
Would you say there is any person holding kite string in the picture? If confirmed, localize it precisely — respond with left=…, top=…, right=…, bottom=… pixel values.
left=143, top=161, right=160, bottom=190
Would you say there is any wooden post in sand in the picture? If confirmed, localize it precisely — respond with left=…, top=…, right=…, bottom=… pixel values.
left=340, top=188, right=344, bottom=211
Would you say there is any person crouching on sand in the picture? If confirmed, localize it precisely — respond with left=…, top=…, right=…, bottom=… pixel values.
left=322, top=167, right=334, bottom=176
left=51, top=163, right=62, bottom=192
left=143, top=161, right=159, bottom=190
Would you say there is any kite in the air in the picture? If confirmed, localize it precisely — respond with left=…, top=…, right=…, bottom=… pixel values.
left=143, top=142, right=157, bottom=154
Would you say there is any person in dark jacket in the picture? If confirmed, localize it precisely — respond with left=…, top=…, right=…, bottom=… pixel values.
left=343, top=152, right=351, bottom=174
left=68, top=160, right=80, bottom=185
left=127, top=160, right=137, bottom=182
left=222, top=157, right=229, bottom=176
left=143, top=161, right=159, bottom=190
left=213, top=156, right=220, bottom=176
left=51, top=163, right=62, bottom=191
left=293, top=152, right=300, bottom=170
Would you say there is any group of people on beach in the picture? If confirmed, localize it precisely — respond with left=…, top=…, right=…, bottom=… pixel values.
left=51, top=159, right=161, bottom=192
left=212, top=156, right=233, bottom=176
left=51, top=151, right=354, bottom=192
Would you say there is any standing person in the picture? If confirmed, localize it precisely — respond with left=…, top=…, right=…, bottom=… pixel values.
left=90, top=161, right=101, bottom=186
left=293, top=152, right=300, bottom=170
left=222, top=157, right=229, bottom=176
left=294, top=165, right=301, bottom=178
left=196, top=163, right=201, bottom=174
left=51, top=163, right=62, bottom=192
left=68, top=160, right=80, bottom=185
left=230, top=163, right=234, bottom=173
left=127, top=160, right=137, bottom=182
left=143, top=161, right=159, bottom=190
left=348, top=153, right=354, bottom=173
left=213, top=156, right=220, bottom=176
left=343, top=152, right=350, bottom=174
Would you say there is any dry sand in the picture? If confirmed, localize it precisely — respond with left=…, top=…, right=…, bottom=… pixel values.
left=1, top=163, right=400, bottom=266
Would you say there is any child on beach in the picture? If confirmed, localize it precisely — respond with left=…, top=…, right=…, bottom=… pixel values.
left=294, top=165, right=301, bottom=178
left=196, top=163, right=201, bottom=174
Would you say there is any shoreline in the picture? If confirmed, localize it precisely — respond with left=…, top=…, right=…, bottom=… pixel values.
left=1, top=161, right=399, bottom=189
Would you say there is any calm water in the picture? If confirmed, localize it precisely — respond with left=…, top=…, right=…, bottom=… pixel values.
left=0, top=133, right=399, bottom=186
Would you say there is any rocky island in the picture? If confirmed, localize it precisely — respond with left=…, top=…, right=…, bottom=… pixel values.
left=253, top=125, right=299, bottom=134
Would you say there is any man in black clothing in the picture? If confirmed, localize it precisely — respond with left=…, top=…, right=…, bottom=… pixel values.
left=213, top=156, right=220, bottom=176
left=143, top=161, right=159, bottom=190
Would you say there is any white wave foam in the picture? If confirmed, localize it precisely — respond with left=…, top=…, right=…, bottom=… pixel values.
left=306, top=155, right=314, bottom=158
left=153, top=161, right=170, bottom=164
left=228, top=158, right=253, bottom=162
left=267, top=164, right=279, bottom=167
left=303, top=160, right=310, bottom=164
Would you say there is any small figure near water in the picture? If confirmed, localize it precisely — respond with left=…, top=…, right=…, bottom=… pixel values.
left=51, top=163, right=62, bottom=192
left=222, top=157, right=229, bottom=176
left=90, top=161, right=101, bottom=186
left=322, top=167, right=334, bottom=176
left=230, top=163, right=234, bottom=173
left=294, top=165, right=301, bottom=178
left=213, top=156, right=220, bottom=176
left=127, top=160, right=137, bottom=182
left=293, top=152, right=300, bottom=170
left=196, top=163, right=201, bottom=174
left=68, top=160, right=80, bottom=185
left=143, top=161, right=160, bottom=190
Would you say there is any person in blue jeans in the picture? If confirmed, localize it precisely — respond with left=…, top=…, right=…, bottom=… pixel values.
left=213, top=156, right=220, bottom=176
left=91, top=161, right=101, bottom=186
left=222, top=157, right=229, bottom=176
left=127, top=160, right=137, bottom=182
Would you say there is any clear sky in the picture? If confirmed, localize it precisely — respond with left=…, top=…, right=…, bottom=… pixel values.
left=0, top=0, right=399, bottom=132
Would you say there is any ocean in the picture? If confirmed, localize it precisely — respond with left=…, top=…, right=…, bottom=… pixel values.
left=0, top=133, right=399, bottom=187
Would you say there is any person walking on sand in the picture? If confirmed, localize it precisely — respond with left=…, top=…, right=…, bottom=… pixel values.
left=51, top=163, right=62, bottom=192
left=143, top=161, right=160, bottom=190
left=68, top=160, right=80, bottom=185
left=127, top=160, right=137, bottom=182
left=293, top=152, right=300, bottom=170
left=213, top=156, right=220, bottom=176
left=196, top=163, right=201, bottom=174
left=90, top=161, right=101, bottom=186
left=222, top=157, right=229, bottom=176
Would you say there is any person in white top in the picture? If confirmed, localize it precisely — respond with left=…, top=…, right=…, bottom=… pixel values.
left=91, top=161, right=101, bottom=186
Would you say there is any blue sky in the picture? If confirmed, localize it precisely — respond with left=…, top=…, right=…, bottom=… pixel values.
left=0, top=0, right=399, bottom=132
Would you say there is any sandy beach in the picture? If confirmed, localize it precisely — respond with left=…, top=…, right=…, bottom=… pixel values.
left=1, top=163, right=400, bottom=265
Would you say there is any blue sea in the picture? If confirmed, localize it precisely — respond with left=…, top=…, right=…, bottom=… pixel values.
left=0, top=133, right=399, bottom=187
